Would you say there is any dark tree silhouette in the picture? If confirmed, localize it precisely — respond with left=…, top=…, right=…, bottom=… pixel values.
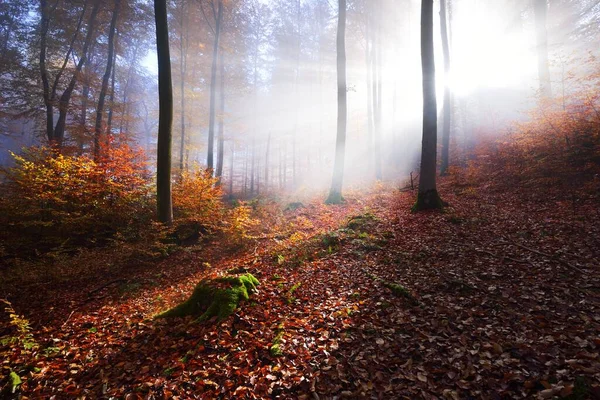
left=414, top=0, right=443, bottom=211
left=155, top=0, right=173, bottom=224
left=326, top=0, right=347, bottom=205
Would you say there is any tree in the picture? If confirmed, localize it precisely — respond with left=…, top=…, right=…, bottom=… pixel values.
left=206, top=0, right=224, bottom=172
left=534, top=0, right=552, bottom=97
left=326, top=0, right=347, bottom=205
left=215, top=49, right=225, bottom=181
left=439, top=0, right=451, bottom=175
left=154, top=0, right=173, bottom=224
left=40, top=0, right=101, bottom=149
left=414, top=0, right=443, bottom=211
left=94, top=0, right=121, bottom=161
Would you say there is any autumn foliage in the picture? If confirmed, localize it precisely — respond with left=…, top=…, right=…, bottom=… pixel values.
left=0, top=144, right=153, bottom=257
left=172, top=169, right=224, bottom=230
left=452, top=56, right=600, bottom=198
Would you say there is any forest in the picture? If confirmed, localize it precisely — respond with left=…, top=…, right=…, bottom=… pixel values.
left=0, top=0, right=599, bottom=398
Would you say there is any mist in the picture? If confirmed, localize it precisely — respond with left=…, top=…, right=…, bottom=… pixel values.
left=1, top=0, right=599, bottom=196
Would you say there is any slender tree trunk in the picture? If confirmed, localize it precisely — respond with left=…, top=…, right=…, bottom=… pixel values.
left=228, top=145, right=234, bottom=197
left=39, top=0, right=54, bottom=144
left=264, top=132, right=271, bottom=192
left=534, top=0, right=552, bottom=97
left=326, top=0, right=347, bottom=204
left=178, top=0, right=187, bottom=172
left=216, top=49, right=225, bottom=181
left=250, top=139, right=255, bottom=194
left=278, top=140, right=283, bottom=190
left=41, top=0, right=88, bottom=146
left=207, top=0, right=223, bottom=171
left=415, top=0, right=443, bottom=211
left=374, top=6, right=383, bottom=181
left=243, top=146, right=248, bottom=196
left=119, top=40, right=140, bottom=136
left=155, top=0, right=174, bottom=224
left=107, top=28, right=118, bottom=136
left=440, top=0, right=452, bottom=175
left=94, top=0, right=121, bottom=161
left=292, top=0, right=301, bottom=187
left=365, top=12, right=374, bottom=173
left=54, top=0, right=101, bottom=148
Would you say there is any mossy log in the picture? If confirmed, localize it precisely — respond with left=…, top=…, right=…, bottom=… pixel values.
left=156, top=273, right=260, bottom=322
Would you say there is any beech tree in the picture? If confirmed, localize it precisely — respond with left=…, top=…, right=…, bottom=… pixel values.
left=326, top=0, right=347, bottom=205
left=94, top=0, right=121, bottom=160
left=205, top=0, right=224, bottom=172
left=439, top=0, right=451, bottom=175
left=154, top=0, right=173, bottom=224
left=534, top=0, right=552, bottom=97
left=40, top=0, right=101, bottom=149
left=414, top=0, right=443, bottom=211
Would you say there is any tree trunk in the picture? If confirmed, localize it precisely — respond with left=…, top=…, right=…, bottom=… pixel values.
left=440, top=0, right=452, bottom=175
left=94, top=0, right=121, bottom=161
left=216, top=49, right=225, bottom=181
left=107, top=28, right=118, bottom=136
left=250, top=139, right=255, bottom=195
left=229, top=145, right=234, bottom=197
left=414, top=0, right=443, bottom=211
left=178, top=0, right=187, bottom=172
left=365, top=10, right=374, bottom=174
left=264, top=132, right=271, bottom=192
left=534, top=0, right=552, bottom=97
left=54, top=0, right=101, bottom=148
left=373, top=5, right=383, bottom=181
left=155, top=0, right=174, bottom=225
left=41, top=0, right=88, bottom=147
left=326, top=0, right=347, bottom=204
left=39, top=0, right=54, bottom=144
left=207, top=0, right=223, bottom=171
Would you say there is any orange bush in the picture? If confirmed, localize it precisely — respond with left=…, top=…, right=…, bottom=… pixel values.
left=465, top=56, right=600, bottom=196
left=0, top=144, right=153, bottom=256
left=172, top=169, right=224, bottom=230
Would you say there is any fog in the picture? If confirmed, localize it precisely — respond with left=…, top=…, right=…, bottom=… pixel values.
left=1, top=0, right=599, bottom=196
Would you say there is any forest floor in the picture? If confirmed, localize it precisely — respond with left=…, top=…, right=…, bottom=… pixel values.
left=1, top=175, right=600, bottom=399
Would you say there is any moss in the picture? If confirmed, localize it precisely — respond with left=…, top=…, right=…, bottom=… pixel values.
left=270, top=323, right=285, bottom=357
left=9, top=371, right=21, bottom=393
left=412, top=189, right=444, bottom=212
left=156, top=273, right=260, bottom=322
left=286, top=282, right=302, bottom=304
left=325, top=192, right=344, bottom=205
left=285, top=202, right=304, bottom=211
left=383, top=282, right=411, bottom=298
left=364, top=270, right=416, bottom=304
left=346, top=212, right=378, bottom=230
left=320, top=231, right=341, bottom=249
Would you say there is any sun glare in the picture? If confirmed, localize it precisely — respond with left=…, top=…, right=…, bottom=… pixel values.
left=446, top=1, right=538, bottom=96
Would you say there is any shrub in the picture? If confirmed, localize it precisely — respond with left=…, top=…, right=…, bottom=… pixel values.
left=0, top=144, right=153, bottom=257
left=172, top=168, right=224, bottom=230
left=466, top=56, right=600, bottom=196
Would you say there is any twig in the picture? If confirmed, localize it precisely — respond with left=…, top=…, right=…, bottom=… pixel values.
left=62, top=310, right=75, bottom=327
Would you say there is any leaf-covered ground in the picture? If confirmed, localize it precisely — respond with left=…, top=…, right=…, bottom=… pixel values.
left=1, top=179, right=599, bottom=399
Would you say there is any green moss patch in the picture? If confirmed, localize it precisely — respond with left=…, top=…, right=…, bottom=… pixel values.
left=346, top=212, right=378, bottom=230
left=156, top=273, right=260, bottom=322
left=286, top=282, right=302, bottom=304
left=364, top=270, right=416, bottom=304
left=269, top=323, right=285, bottom=357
